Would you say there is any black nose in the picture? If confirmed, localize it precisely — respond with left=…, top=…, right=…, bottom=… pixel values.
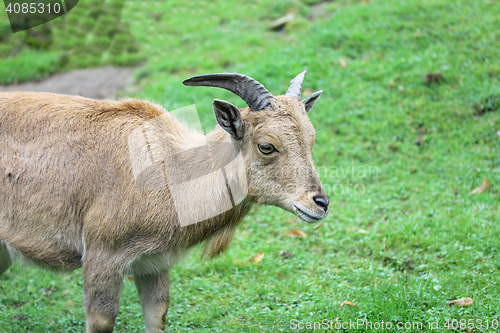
left=313, top=195, right=329, bottom=212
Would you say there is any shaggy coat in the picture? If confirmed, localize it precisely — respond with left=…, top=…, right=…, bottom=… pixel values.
left=0, top=78, right=327, bottom=333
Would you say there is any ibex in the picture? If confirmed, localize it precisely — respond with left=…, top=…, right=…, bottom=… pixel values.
left=0, top=71, right=328, bottom=332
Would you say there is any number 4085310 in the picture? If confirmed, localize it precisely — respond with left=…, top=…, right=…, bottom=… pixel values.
left=444, top=319, right=499, bottom=330
left=6, top=2, right=62, bottom=14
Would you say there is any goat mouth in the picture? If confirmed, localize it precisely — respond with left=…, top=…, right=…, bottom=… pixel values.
left=293, top=204, right=326, bottom=223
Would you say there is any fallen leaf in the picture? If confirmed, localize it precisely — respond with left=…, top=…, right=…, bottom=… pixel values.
left=358, top=229, right=369, bottom=234
left=343, top=282, right=353, bottom=288
left=63, top=289, right=71, bottom=295
left=313, top=220, right=324, bottom=230
left=497, top=130, right=500, bottom=137
left=128, top=276, right=134, bottom=281
left=13, top=314, right=28, bottom=321
left=424, top=72, right=445, bottom=85
left=251, top=252, right=265, bottom=263
left=67, top=300, right=73, bottom=307
left=471, top=176, right=489, bottom=194
left=449, top=297, right=473, bottom=307
left=339, top=300, right=356, bottom=308
left=285, top=230, right=307, bottom=237
left=339, top=59, right=347, bottom=68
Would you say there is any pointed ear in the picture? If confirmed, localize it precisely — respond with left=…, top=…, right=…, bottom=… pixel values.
left=212, top=99, right=244, bottom=140
left=302, top=90, right=323, bottom=113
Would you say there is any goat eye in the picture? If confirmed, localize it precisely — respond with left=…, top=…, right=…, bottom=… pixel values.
left=258, top=143, right=276, bottom=155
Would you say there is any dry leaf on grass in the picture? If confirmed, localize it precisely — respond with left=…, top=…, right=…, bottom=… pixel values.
left=358, top=229, right=369, bottom=234
left=274, top=273, right=290, bottom=278
left=339, top=300, right=356, bottom=308
left=339, top=59, right=347, bottom=68
left=67, top=300, right=73, bottom=307
left=471, top=176, right=489, bottom=194
left=251, top=252, right=265, bottom=263
left=285, top=230, right=307, bottom=237
left=449, top=297, right=473, bottom=307
left=313, top=221, right=324, bottom=230
left=497, top=130, right=500, bottom=137
left=343, top=281, right=353, bottom=289
left=424, top=72, right=445, bottom=85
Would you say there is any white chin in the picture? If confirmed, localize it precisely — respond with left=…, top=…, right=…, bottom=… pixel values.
left=294, top=204, right=326, bottom=223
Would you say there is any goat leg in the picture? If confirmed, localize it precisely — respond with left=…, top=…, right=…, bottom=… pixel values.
left=83, top=251, right=125, bottom=333
left=0, top=242, right=12, bottom=275
left=134, top=270, right=171, bottom=333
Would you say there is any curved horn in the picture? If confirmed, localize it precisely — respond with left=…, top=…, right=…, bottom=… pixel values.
left=183, top=73, right=275, bottom=111
left=285, top=70, right=307, bottom=98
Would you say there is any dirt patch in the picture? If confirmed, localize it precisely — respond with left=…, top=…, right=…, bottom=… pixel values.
left=308, top=1, right=335, bottom=21
left=0, top=66, right=134, bottom=99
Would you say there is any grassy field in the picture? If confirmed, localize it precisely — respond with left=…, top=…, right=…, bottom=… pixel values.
left=0, top=0, right=142, bottom=84
left=1, top=0, right=499, bottom=332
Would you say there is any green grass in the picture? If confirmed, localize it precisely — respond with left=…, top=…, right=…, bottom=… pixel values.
left=0, top=49, right=61, bottom=84
left=0, top=0, right=142, bottom=84
left=1, top=0, right=500, bottom=332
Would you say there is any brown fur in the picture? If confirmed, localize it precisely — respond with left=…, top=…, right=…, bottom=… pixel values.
left=0, top=89, right=327, bottom=332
